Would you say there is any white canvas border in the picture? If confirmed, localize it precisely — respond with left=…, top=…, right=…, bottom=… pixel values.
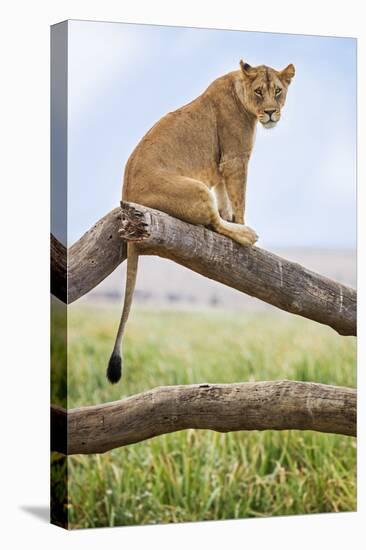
left=1, top=1, right=364, bottom=549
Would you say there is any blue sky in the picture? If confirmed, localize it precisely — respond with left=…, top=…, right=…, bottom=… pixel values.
left=66, top=20, right=356, bottom=249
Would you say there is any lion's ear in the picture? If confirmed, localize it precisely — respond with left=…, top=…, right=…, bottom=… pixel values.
left=279, top=63, right=295, bottom=85
left=240, top=59, right=256, bottom=79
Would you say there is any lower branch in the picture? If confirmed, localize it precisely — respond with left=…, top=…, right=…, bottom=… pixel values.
left=51, top=380, right=356, bottom=455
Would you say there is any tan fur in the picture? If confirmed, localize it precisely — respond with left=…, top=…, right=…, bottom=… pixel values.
left=107, top=60, right=295, bottom=383
left=123, top=60, right=295, bottom=236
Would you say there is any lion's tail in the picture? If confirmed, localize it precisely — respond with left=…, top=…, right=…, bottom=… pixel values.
left=106, top=242, right=139, bottom=383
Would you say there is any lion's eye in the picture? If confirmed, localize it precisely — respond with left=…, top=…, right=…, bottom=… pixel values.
left=254, top=88, right=263, bottom=96
left=275, top=87, right=282, bottom=96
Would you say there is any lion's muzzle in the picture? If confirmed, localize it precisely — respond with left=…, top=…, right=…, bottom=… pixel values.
left=259, top=108, right=280, bottom=128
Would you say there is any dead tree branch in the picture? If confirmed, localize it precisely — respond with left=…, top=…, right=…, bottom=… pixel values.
left=51, top=380, right=356, bottom=455
left=50, top=202, right=356, bottom=336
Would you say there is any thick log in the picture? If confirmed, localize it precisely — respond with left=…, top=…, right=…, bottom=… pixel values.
left=50, top=202, right=356, bottom=336
left=51, top=380, right=356, bottom=455
left=118, top=203, right=356, bottom=336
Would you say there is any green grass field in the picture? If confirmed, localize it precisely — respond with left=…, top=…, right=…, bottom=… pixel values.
left=54, top=303, right=356, bottom=528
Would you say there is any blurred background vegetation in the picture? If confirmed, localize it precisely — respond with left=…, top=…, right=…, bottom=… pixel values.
left=51, top=303, right=356, bottom=529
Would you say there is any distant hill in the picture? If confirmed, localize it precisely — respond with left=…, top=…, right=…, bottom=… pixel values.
left=79, top=247, right=356, bottom=311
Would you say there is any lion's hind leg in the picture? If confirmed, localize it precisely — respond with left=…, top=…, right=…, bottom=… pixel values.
left=135, top=173, right=258, bottom=246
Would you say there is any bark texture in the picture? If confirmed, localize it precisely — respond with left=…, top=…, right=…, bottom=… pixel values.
left=51, top=380, right=356, bottom=455
left=50, top=202, right=357, bottom=336
left=68, top=207, right=127, bottom=304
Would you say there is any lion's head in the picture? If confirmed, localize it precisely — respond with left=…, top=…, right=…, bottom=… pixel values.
left=238, top=60, right=295, bottom=129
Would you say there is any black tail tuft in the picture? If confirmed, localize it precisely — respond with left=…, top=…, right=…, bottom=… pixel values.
left=107, top=351, right=122, bottom=384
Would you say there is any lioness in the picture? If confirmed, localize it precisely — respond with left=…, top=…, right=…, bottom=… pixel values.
left=107, top=59, right=295, bottom=383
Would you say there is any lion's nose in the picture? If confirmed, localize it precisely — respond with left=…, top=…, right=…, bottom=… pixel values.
left=264, top=109, right=276, bottom=118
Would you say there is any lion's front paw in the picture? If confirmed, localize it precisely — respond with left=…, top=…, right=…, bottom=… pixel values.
left=230, top=224, right=259, bottom=246
left=245, top=226, right=259, bottom=245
